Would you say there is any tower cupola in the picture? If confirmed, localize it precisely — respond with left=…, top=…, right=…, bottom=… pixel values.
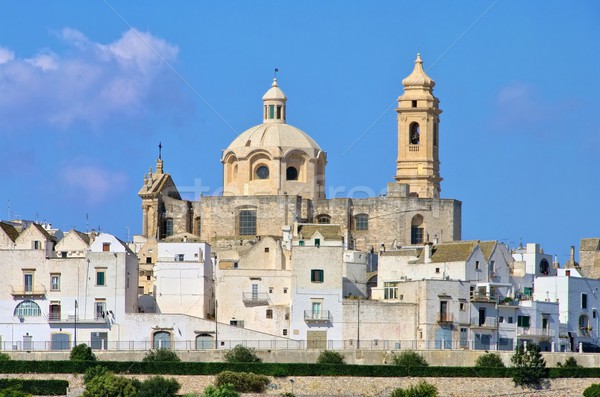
left=262, top=78, right=287, bottom=123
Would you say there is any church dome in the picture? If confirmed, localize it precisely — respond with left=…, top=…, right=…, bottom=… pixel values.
left=225, top=122, right=322, bottom=155
left=402, top=53, right=435, bottom=88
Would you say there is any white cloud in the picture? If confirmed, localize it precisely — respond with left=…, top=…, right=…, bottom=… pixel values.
left=60, top=164, right=128, bottom=206
left=0, top=28, right=182, bottom=130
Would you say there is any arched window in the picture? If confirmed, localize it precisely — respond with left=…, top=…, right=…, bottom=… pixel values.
left=411, top=215, right=424, bottom=244
left=255, top=165, right=270, bottom=180
left=196, top=333, right=213, bottom=350
left=239, top=209, right=257, bottom=236
left=286, top=166, right=298, bottom=181
left=540, top=259, right=550, bottom=275
left=355, top=214, right=369, bottom=231
left=51, top=333, right=70, bottom=351
left=14, top=300, right=41, bottom=317
left=165, top=218, right=173, bottom=237
left=153, top=331, right=172, bottom=350
left=409, top=122, right=420, bottom=145
left=316, top=215, right=331, bottom=224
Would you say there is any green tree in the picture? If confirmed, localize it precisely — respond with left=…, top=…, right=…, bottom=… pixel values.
left=82, top=372, right=137, bottom=397
left=201, top=384, right=240, bottom=397
left=83, top=365, right=108, bottom=385
left=142, top=348, right=181, bottom=362
left=0, top=352, right=11, bottom=361
left=389, top=381, right=438, bottom=397
left=391, top=351, right=429, bottom=367
left=215, top=371, right=270, bottom=393
left=475, top=352, right=505, bottom=368
left=70, top=344, right=96, bottom=361
left=316, top=350, right=346, bottom=364
left=136, top=376, right=180, bottom=397
left=223, top=345, right=261, bottom=363
left=511, top=342, right=547, bottom=388
left=556, top=356, right=581, bottom=368
left=583, top=384, right=600, bottom=397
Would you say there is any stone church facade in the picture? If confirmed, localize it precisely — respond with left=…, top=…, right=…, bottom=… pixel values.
left=137, top=55, right=461, bottom=259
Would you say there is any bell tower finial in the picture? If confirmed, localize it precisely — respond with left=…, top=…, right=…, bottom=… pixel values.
left=156, top=142, right=164, bottom=174
left=262, top=71, right=287, bottom=124
left=158, top=142, right=163, bottom=160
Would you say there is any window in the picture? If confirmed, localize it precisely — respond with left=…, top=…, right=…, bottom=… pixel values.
left=276, top=105, right=282, bottom=119
left=579, top=315, right=590, bottom=331
left=153, top=331, right=171, bottom=349
left=61, top=252, right=67, bottom=258
left=268, top=105, right=275, bottom=119
left=50, top=274, right=61, bottom=291
left=283, top=329, right=288, bottom=336
left=459, top=302, right=466, bottom=311
left=316, top=215, right=331, bottom=224
left=238, top=209, right=257, bottom=236
left=475, top=261, right=480, bottom=270
left=410, top=215, right=424, bottom=244
left=311, top=269, right=324, bottom=283
left=146, top=257, right=152, bottom=264
left=255, top=165, right=269, bottom=179
left=540, top=259, right=550, bottom=275
left=96, top=269, right=106, bottom=286
left=23, top=272, right=33, bottom=292
left=409, top=122, right=420, bottom=145
left=175, top=254, right=184, bottom=262
left=229, top=320, right=244, bottom=328
left=14, top=300, right=41, bottom=317
left=384, top=282, right=399, bottom=300
left=499, top=316, right=504, bottom=323
left=582, top=293, right=588, bottom=309
left=435, top=267, right=440, bottom=274
left=433, top=123, right=438, bottom=147
left=283, top=287, right=288, bottom=294
left=355, top=214, right=369, bottom=231
left=269, top=287, right=273, bottom=293
left=49, top=302, right=61, bottom=321
left=311, top=302, right=322, bottom=318
left=286, top=166, right=298, bottom=181
left=314, top=238, right=321, bottom=247
left=517, top=315, right=530, bottom=328
left=102, top=242, right=111, bottom=252
left=266, top=309, right=273, bottom=319
left=33, top=240, right=41, bottom=249
left=566, top=270, right=571, bottom=276
left=508, top=316, right=513, bottom=324
left=411, top=100, right=417, bottom=108
left=95, top=300, right=106, bottom=320
left=165, top=218, right=173, bottom=237
left=264, top=247, right=270, bottom=253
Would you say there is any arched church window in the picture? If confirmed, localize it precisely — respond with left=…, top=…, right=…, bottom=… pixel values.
left=239, top=209, right=257, bottom=236
left=316, top=215, right=331, bottom=224
left=165, top=218, right=173, bottom=237
left=255, top=165, right=270, bottom=180
left=153, top=331, right=172, bottom=350
left=540, top=259, right=549, bottom=275
left=409, top=122, right=420, bottom=145
left=355, top=214, right=369, bottom=231
left=411, top=214, right=424, bottom=244
left=14, top=300, right=41, bottom=317
left=286, top=166, right=298, bottom=181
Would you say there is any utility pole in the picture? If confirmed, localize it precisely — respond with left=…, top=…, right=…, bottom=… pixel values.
left=357, top=298, right=361, bottom=350
left=74, top=300, right=78, bottom=348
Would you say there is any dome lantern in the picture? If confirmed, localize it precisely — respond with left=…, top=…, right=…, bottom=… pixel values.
left=262, top=77, right=287, bottom=123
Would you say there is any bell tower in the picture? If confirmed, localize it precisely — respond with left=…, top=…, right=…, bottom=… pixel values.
left=395, top=54, right=442, bottom=198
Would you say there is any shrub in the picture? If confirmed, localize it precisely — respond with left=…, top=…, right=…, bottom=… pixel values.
left=0, top=380, right=67, bottom=396
left=0, top=390, right=31, bottom=397
left=142, top=348, right=181, bottom=362
left=317, top=350, right=346, bottom=365
left=557, top=356, right=581, bottom=368
left=511, top=343, right=547, bottom=388
left=475, top=353, right=505, bottom=368
left=202, top=384, right=240, bottom=397
left=223, top=345, right=261, bottom=363
left=215, top=371, right=270, bottom=393
left=70, top=344, right=96, bottom=361
left=137, top=376, right=181, bottom=397
left=389, top=381, right=438, bottom=397
left=280, top=393, right=296, bottom=397
left=83, top=365, right=108, bottom=385
left=0, top=352, right=10, bottom=361
left=584, top=383, right=600, bottom=397
left=392, top=351, right=429, bottom=367
left=82, top=372, right=137, bottom=397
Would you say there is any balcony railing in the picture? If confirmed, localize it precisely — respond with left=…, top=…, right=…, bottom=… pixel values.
left=10, top=285, right=46, bottom=297
left=470, top=292, right=496, bottom=303
left=304, top=310, right=333, bottom=323
left=471, top=317, right=497, bottom=328
left=48, top=314, right=108, bottom=325
left=242, top=292, right=270, bottom=306
left=517, top=327, right=555, bottom=337
left=437, top=313, right=454, bottom=323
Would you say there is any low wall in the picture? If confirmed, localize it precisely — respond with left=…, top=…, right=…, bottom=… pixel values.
left=5, top=349, right=600, bottom=367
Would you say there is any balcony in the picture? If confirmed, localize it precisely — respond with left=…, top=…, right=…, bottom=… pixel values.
left=48, top=315, right=108, bottom=325
left=304, top=310, right=333, bottom=324
left=10, top=285, right=46, bottom=298
left=242, top=292, right=270, bottom=306
left=470, top=292, right=496, bottom=303
left=471, top=317, right=497, bottom=328
left=437, top=313, right=454, bottom=324
left=517, top=327, right=555, bottom=338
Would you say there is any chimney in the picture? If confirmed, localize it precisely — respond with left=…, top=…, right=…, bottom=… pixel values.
left=424, top=242, right=433, bottom=264
left=570, top=245, right=575, bottom=265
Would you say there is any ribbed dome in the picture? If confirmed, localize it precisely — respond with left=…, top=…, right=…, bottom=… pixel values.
left=225, top=122, right=322, bottom=153
left=262, top=78, right=287, bottom=101
left=402, top=53, right=435, bottom=88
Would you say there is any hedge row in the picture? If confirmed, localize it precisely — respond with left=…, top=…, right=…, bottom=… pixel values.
left=0, top=379, right=69, bottom=395
left=0, top=361, right=599, bottom=378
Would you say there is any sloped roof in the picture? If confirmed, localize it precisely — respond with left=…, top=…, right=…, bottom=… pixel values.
left=297, top=224, right=342, bottom=240
left=479, top=241, right=497, bottom=261
left=73, top=230, right=91, bottom=245
left=581, top=238, right=600, bottom=251
left=381, top=248, right=421, bottom=257
left=0, top=222, right=19, bottom=242
left=32, top=223, right=56, bottom=242
left=414, top=241, right=478, bottom=264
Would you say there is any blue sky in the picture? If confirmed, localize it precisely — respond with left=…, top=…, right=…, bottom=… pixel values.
left=1, top=1, right=599, bottom=264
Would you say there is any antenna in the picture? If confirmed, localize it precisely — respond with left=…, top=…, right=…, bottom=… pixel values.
left=86, top=213, right=89, bottom=233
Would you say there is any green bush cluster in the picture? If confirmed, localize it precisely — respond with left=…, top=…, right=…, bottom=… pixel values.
left=215, top=371, right=270, bottom=393
left=584, top=383, right=600, bottom=397
left=511, top=343, right=547, bottom=388
left=475, top=353, right=505, bottom=368
left=142, top=348, right=181, bottom=362
left=0, top=352, right=11, bottom=361
left=0, top=379, right=68, bottom=396
left=392, top=351, right=429, bottom=367
left=70, top=344, right=97, bottom=361
left=316, top=350, right=346, bottom=364
left=223, top=345, right=261, bottom=363
left=389, top=381, right=438, bottom=397
left=556, top=356, right=581, bottom=368
left=83, top=365, right=180, bottom=397
left=200, top=384, right=240, bottom=397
